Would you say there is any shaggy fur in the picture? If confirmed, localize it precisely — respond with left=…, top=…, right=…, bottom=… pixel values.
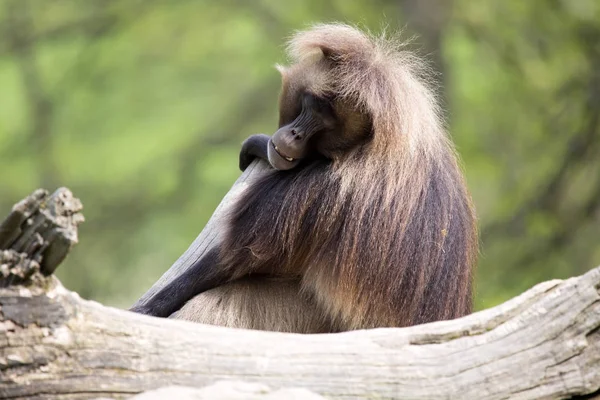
left=174, top=23, right=477, bottom=331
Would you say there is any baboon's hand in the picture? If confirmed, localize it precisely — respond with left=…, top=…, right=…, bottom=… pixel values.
left=239, top=134, right=271, bottom=171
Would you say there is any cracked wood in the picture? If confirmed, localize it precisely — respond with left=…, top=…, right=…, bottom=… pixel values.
left=0, top=266, right=599, bottom=399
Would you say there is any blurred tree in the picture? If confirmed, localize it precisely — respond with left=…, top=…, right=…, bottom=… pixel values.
left=447, top=0, right=600, bottom=307
left=0, top=0, right=598, bottom=310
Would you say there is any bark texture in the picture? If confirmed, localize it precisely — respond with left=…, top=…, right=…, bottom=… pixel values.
left=0, top=187, right=83, bottom=285
left=1, top=263, right=599, bottom=399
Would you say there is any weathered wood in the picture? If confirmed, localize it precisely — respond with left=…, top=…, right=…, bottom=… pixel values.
left=1, top=178, right=599, bottom=400
left=127, top=381, right=326, bottom=400
left=0, top=187, right=83, bottom=286
left=131, top=159, right=270, bottom=311
left=1, top=262, right=599, bottom=399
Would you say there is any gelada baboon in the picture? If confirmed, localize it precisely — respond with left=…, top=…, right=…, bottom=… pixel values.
left=131, top=23, right=478, bottom=333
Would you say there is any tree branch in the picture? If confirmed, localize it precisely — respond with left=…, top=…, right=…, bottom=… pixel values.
left=1, top=260, right=599, bottom=399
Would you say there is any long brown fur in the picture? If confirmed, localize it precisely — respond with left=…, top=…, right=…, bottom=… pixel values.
left=174, top=23, right=477, bottom=332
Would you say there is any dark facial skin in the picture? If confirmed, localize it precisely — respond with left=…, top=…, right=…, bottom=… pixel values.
left=239, top=93, right=338, bottom=172
left=268, top=93, right=337, bottom=170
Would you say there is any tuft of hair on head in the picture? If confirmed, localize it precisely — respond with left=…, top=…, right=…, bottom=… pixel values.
left=286, top=23, right=445, bottom=159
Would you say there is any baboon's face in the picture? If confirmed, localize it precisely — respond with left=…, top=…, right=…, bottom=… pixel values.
left=268, top=59, right=371, bottom=170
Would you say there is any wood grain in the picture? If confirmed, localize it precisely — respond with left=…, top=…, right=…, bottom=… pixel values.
left=0, top=265, right=598, bottom=399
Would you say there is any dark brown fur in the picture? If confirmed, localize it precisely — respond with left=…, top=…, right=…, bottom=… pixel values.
left=173, top=24, right=477, bottom=331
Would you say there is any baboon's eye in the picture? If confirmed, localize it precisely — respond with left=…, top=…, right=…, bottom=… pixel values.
left=303, top=93, right=334, bottom=116
left=301, top=93, right=316, bottom=109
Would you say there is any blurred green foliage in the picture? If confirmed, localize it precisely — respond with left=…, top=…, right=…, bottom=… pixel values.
left=0, top=0, right=599, bottom=310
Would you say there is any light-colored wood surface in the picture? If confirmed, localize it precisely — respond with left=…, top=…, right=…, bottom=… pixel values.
left=1, top=265, right=598, bottom=399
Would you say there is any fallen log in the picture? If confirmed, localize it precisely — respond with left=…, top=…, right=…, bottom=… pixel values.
left=0, top=170, right=599, bottom=400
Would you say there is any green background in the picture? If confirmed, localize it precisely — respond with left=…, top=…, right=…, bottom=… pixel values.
left=1, top=0, right=599, bottom=311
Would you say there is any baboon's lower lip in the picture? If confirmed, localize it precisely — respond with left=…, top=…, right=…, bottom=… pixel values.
left=272, top=142, right=296, bottom=162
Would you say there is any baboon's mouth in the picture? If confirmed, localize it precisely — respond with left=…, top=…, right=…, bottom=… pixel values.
left=271, top=141, right=296, bottom=162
